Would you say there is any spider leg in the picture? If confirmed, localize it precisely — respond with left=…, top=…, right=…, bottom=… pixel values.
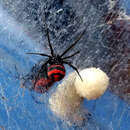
left=43, top=16, right=54, bottom=57
left=60, top=29, right=86, bottom=57
left=63, top=61, right=83, bottom=81
left=26, top=52, right=51, bottom=58
left=62, top=51, right=80, bottom=59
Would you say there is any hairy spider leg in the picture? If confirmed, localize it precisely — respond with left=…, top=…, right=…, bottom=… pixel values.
left=26, top=15, right=55, bottom=58
left=43, top=15, right=54, bottom=57
left=63, top=61, right=83, bottom=81
left=60, top=29, right=86, bottom=57
left=26, top=52, right=51, bottom=58
left=63, top=51, right=80, bottom=59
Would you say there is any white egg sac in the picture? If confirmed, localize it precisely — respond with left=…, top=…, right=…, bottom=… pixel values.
left=49, top=67, right=109, bottom=124
left=75, top=67, right=109, bottom=100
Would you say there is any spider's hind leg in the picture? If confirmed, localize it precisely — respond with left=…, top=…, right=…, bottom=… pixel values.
left=63, top=61, right=83, bottom=81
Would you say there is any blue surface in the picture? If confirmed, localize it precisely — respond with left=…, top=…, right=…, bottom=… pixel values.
left=0, top=4, right=130, bottom=130
left=85, top=91, right=130, bottom=130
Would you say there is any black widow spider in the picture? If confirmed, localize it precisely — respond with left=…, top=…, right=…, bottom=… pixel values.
left=26, top=18, right=85, bottom=93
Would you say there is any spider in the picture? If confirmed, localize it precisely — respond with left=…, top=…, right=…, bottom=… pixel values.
left=26, top=22, right=85, bottom=93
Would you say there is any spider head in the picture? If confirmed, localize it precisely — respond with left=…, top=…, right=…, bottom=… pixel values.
left=49, top=54, right=63, bottom=65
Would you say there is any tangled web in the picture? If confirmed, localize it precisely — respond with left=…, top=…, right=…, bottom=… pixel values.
left=0, top=0, right=130, bottom=129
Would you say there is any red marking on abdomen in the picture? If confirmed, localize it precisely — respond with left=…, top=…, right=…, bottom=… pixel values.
left=48, top=64, right=66, bottom=81
left=34, top=78, right=53, bottom=93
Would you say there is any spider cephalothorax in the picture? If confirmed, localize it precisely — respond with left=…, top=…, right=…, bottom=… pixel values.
left=48, top=54, right=64, bottom=65
left=26, top=20, right=85, bottom=93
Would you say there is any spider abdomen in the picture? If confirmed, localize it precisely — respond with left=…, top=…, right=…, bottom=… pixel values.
left=48, top=64, right=66, bottom=81
left=34, top=78, right=54, bottom=93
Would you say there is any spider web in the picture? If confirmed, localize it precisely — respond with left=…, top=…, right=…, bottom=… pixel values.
left=0, top=0, right=130, bottom=130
